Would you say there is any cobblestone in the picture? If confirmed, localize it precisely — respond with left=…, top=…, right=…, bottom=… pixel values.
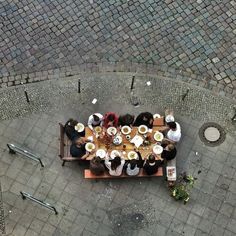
left=0, top=0, right=235, bottom=94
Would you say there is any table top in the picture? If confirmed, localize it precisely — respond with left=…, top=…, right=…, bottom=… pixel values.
left=84, top=123, right=167, bottom=160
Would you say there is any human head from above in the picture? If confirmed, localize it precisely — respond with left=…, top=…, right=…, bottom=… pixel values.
left=120, top=114, right=135, bottom=126
left=148, top=154, right=156, bottom=163
left=74, top=137, right=85, bottom=146
left=107, top=114, right=115, bottom=122
left=111, top=156, right=121, bottom=170
left=93, top=114, right=100, bottom=122
left=129, top=159, right=137, bottom=170
left=167, top=122, right=177, bottom=130
left=142, top=112, right=154, bottom=125
left=91, top=156, right=102, bottom=164
left=68, top=118, right=78, bottom=127
left=167, top=144, right=175, bottom=151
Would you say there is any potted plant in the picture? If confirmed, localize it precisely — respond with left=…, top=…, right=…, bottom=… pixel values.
left=170, top=172, right=196, bottom=204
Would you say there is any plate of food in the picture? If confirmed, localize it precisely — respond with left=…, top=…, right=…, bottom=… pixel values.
left=96, top=149, right=106, bottom=158
left=127, top=151, right=138, bottom=160
left=138, top=125, right=148, bottom=134
left=154, top=131, right=164, bottom=142
left=110, top=150, right=120, bottom=159
left=85, top=142, right=95, bottom=152
left=152, top=145, right=163, bottom=154
left=75, top=123, right=84, bottom=132
left=107, top=127, right=117, bottom=136
left=113, top=135, right=122, bottom=145
left=153, top=113, right=161, bottom=119
left=121, top=126, right=131, bottom=135
left=94, top=126, right=102, bottom=133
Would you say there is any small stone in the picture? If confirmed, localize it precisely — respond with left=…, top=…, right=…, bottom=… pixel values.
left=197, top=0, right=202, bottom=3
left=212, top=57, right=220, bottom=63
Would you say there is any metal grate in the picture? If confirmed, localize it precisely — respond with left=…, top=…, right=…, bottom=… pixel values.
left=0, top=182, right=5, bottom=234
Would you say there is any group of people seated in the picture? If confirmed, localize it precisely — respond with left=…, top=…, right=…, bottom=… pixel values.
left=64, top=111, right=181, bottom=177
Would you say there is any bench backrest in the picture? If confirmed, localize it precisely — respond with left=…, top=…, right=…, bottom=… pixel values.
left=59, top=123, right=65, bottom=159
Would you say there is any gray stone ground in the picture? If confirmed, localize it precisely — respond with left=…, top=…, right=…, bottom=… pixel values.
left=0, top=0, right=236, bottom=94
left=0, top=75, right=236, bottom=236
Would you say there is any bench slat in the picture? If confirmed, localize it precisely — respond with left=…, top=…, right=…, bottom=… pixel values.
left=84, top=168, right=163, bottom=179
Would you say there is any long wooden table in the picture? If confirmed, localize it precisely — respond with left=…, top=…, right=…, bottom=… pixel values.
left=85, top=123, right=167, bottom=160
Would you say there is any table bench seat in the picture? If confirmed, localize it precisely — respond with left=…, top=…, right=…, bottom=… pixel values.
left=84, top=168, right=163, bottom=179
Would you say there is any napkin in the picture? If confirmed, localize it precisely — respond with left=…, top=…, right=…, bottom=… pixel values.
left=87, top=136, right=93, bottom=142
left=130, top=135, right=144, bottom=148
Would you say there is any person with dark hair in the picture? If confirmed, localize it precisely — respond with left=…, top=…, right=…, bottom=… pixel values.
left=125, top=151, right=143, bottom=176
left=118, top=114, right=135, bottom=127
left=88, top=113, right=103, bottom=130
left=133, top=112, right=154, bottom=128
left=89, top=156, right=105, bottom=175
left=105, top=155, right=125, bottom=176
left=161, top=143, right=177, bottom=161
left=166, top=121, right=181, bottom=143
left=70, top=137, right=90, bottom=159
left=102, top=112, right=119, bottom=128
left=64, top=118, right=85, bottom=141
left=143, top=154, right=163, bottom=175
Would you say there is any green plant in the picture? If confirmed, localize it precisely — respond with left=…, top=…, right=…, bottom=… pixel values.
left=171, top=172, right=197, bottom=204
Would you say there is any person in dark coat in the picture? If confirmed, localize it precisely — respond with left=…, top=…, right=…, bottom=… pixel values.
left=133, top=112, right=154, bottom=128
left=143, top=154, right=163, bottom=175
left=89, top=156, right=105, bottom=175
left=70, top=137, right=89, bottom=159
left=64, top=118, right=85, bottom=141
left=161, top=143, right=177, bottom=161
left=118, top=114, right=135, bottom=127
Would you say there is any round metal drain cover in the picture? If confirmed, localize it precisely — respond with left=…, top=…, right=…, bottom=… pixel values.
left=199, top=122, right=226, bottom=147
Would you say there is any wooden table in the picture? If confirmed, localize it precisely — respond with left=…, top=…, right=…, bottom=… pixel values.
left=85, top=123, right=167, bottom=160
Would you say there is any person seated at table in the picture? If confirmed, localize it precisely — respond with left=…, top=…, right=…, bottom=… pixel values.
left=166, top=121, right=181, bottom=143
left=102, top=112, right=119, bottom=128
left=133, top=112, right=154, bottom=128
left=87, top=113, right=103, bottom=130
left=64, top=118, right=85, bottom=141
left=70, top=137, right=90, bottom=159
left=90, top=156, right=105, bottom=175
left=105, top=155, right=125, bottom=176
left=125, top=151, right=143, bottom=176
left=161, top=143, right=177, bottom=161
left=118, top=114, right=135, bottom=127
left=143, top=154, right=163, bottom=175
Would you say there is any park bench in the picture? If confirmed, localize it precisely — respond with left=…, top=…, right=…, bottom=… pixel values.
left=84, top=167, right=163, bottom=179
left=59, top=123, right=83, bottom=166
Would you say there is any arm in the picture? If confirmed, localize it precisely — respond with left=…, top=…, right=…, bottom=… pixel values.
left=87, top=115, right=94, bottom=130
left=81, top=151, right=90, bottom=160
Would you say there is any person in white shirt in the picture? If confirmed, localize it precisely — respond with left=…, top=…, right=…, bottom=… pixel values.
left=166, top=122, right=181, bottom=143
left=87, top=113, right=103, bottom=130
left=105, top=155, right=125, bottom=176
left=125, top=151, right=143, bottom=176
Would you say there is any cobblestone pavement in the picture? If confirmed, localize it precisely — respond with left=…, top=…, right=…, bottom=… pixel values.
left=0, top=0, right=236, bottom=94
left=0, top=74, right=236, bottom=235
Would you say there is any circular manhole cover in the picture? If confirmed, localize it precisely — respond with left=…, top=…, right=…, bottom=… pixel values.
left=199, top=122, right=226, bottom=147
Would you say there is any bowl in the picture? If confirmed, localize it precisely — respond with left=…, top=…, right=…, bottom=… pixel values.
left=138, top=125, right=148, bottom=134
left=85, top=142, right=95, bottom=152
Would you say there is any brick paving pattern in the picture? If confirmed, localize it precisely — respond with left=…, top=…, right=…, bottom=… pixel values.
left=0, top=0, right=236, bottom=93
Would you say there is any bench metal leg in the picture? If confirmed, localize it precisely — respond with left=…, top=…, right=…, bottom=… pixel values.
left=62, top=161, right=66, bottom=166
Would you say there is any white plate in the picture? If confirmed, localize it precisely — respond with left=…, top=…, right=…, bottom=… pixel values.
left=85, top=142, right=95, bottom=152
left=75, top=123, right=84, bottom=132
left=107, top=127, right=117, bottom=136
left=153, top=113, right=161, bottom=119
left=121, top=126, right=131, bottom=135
left=94, top=126, right=102, bottom=133
left=154, top=131, right=164, bottom=142
left=153, top=145, right=163, bottom=154
left=127, top=151, right=138, bottom=160
left=138, top=125, right=148, bottom=134
left=110, top=150, right=120, bottom=159
left=113, top=135, right=122, bottom=145
left=96, top=149, right=106, bottom=158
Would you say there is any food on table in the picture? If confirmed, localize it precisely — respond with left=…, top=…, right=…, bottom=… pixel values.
left=121, top=126, right=131, bottom=135
left=154, top=131, right=164, bottom=141
left=152, top=145, right=163, bottom=154
left=138, top=125, right=148, bottom=134
left=110, top=150, right=120, bottom=159
left=128, top=151, right=138, bottom=160
left=113, top=135, right=122, bottom=145
left=75, top=123, right=85, bottom=132
left=85, top=142, right=95, bottom=152
left=96, top=149, right=106, bottom=158
left=94, top=126, right=102, bottom=133
left=107, top=127, right=117, bottom=135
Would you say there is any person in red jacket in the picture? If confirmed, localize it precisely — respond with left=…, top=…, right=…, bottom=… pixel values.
left=102, top=112, right=119, bottom=128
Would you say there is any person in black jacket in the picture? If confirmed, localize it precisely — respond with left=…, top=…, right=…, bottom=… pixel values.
left=161, top=143, right=177, bottom=161
left=143, top=154, right=163, bottom=175
left=133, top=112, right=154, bottom=128
left=64, top=118, right=85, bottom=141
left=118, top=114, right=135, bottom=127
left=70, top=137, right=90, bottom=159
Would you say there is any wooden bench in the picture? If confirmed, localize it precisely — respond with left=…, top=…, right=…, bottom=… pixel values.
left=84, top=167, right=163, bottom=179
left=59, top=123, right=83, bottom=166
